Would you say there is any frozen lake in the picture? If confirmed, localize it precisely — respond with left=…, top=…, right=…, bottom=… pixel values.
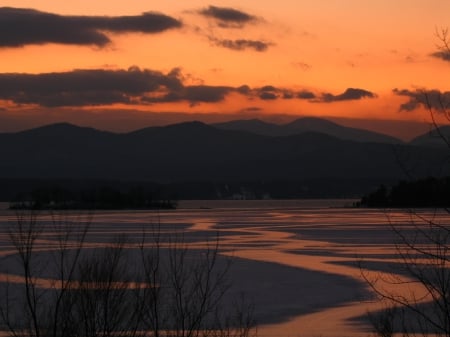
left=0, top=201, right=448, bottom=337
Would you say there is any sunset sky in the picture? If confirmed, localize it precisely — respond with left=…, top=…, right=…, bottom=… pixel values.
left=1, top=1, right=449, bottom=138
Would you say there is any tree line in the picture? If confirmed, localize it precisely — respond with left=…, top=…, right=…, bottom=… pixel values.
left=357, top=176, right=450, bottom=208
left=10, top=185, right=177, bottom=210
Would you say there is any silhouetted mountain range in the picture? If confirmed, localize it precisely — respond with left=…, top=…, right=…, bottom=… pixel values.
left=213, top=117, right=402, bottom=143
left=410, top=125, right=450, bottom=147
left=0, top=119, right=449, bottom=199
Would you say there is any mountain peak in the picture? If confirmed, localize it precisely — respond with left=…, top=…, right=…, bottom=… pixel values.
left=285, top=117, right=339, bottom=128
left=212, top=119, right=281, bottom=136
left=213, top=116, right=401, bottom=143
left=16, top=122, right=89, bottom=135
left=165, top=120, right=209, bottom=129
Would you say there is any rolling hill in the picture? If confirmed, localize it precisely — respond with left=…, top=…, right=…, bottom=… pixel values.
left=0, top=121, right=448, bottom=198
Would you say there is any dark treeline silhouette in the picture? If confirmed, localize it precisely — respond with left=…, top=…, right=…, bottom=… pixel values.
left=0, top=177, right=395, bottom=202
left=9, top=183, right=177, bottom=210
left=358, top=176, right=450, bottom=207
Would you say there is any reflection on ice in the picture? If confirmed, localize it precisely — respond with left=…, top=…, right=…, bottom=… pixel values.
left=0, top=202, right=449, bottom=337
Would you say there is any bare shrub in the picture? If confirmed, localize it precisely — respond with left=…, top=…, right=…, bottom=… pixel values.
left=0, top=211, right=256, bottom=337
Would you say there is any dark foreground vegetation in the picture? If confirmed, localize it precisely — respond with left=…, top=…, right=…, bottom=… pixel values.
left=0, top=212, right=255, bottom=337
left=357, top=176, right=450, bottom=208
left=360, top=208, right=450, bottom=337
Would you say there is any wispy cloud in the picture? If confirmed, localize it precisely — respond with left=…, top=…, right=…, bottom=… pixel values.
left=211, top=38, right=271, bottom=52
left=240, top=107, right=263, bottom=113
left=292, top=62, right=312, bottom=71
left=193, top=5, right=270, bottom=51
left=0, top=7, right=182, bottom=48
left=198, top=5, right=257, bottom=28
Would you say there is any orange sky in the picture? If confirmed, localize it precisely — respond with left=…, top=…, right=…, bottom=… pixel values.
left=0, top=1, right=449, bottom=137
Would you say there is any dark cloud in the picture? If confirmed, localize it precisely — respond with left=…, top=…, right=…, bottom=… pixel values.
left=256, top=85, right=278, bottom=100
left=197, top=6, right=267, bottom=51
left=143, top=85, right=234, bottom=105
left=19, top=91, right=132, bottom=107
left=393, top=88, right=450, bottom=112
left=0, top=7, right=182, bottom=47
left=316, top=88, right=376, bottom=103
left=259, top=92, right=278, bottom=100
left=240, top=85, right=316, bottom=101
left=0, top=66, right=340, bottom=107
left=0, top=67, right=183, bottom=107
left=260, top=85, right=277, bottom=91
left=237, top=85, right=251, bottom=95
left=431, top=50, right=450, bottom=62
left=213, top=38, right=271, bottom=52
left=0, top=67, right=241, bottom=107
left=254, top=86, right=316, bottom=101
left=199, top=6, right=256, bottom=28
left=240, top=107, right=263, bottom=112
left=297, top=90, right=316, bottom=99
left=184, top=85, right=233, bottom=103
left=393, top=88, right=424, bottom=111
